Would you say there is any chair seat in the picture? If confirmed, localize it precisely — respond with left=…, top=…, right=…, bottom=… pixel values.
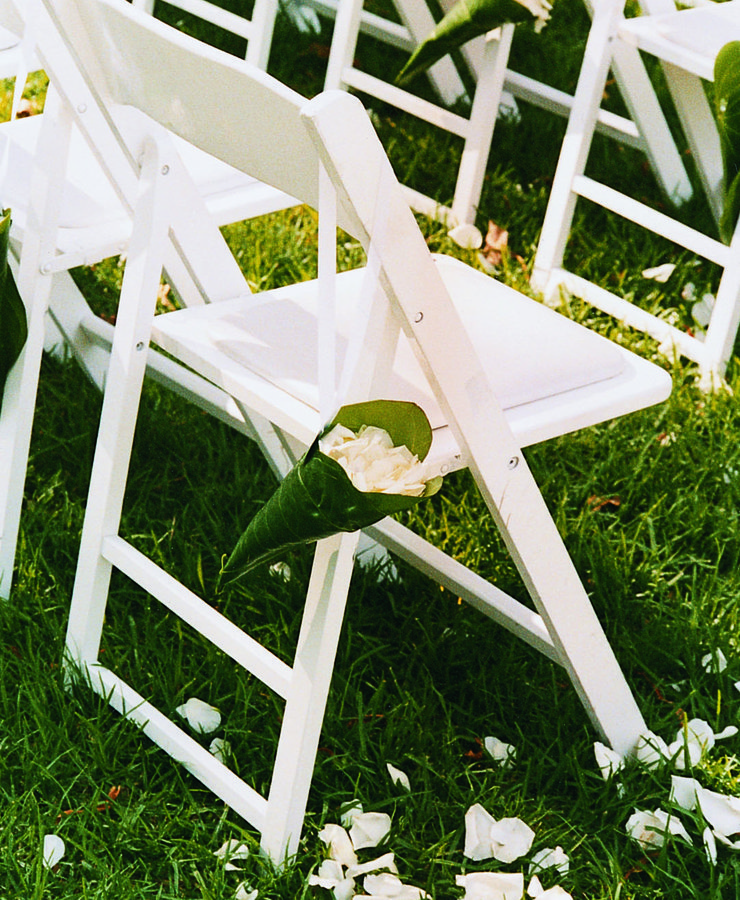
left=151, top=254, right=671, bottom=469
left=0, top=107, right=297, bottom=262
left=619, top=1, right=740, bottom=80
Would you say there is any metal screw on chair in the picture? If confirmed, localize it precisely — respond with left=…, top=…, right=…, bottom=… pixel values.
left=76, top=102, right=86, bottom=114
left=414, top=311, right=423, bottom=323
left=135, top=341, right=145, bottom=352
left=507, top=455, right=519, bottom=469
left=161, top=165, right=169, bottom=175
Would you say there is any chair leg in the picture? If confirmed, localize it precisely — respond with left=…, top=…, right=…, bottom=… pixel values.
left=260, top=530, right=359, bottom=863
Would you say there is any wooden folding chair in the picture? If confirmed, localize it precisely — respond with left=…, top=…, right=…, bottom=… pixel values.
left=0, top=0, right=296, bottom=598
left=532, top=0, right=740, bottom=387
left=318, top=0, right=691, bottom=231
left=49, top=0, right=670, bottom=861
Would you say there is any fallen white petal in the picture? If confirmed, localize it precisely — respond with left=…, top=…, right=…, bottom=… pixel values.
left=625, top=808, right=692, bottom=849
left=537, top=888, right=573, bottom=900
left=346, top=852, right=398, bottom=878
left=269, top=561, right=291, bottom=581
left=713, top=830, right=740, bottom=850
left=364, top=872, right=429, bottom=898
left=340, top=799, right=364, bottom=827
left=309, top=858, right=346, bottom=888
left=213, top=840, right=250, bottom=864
left=464, top=803, right=497, bottom=860
left=484, top=736, right=516, bottom=767
left=702, top=649, right=728, bottom=673
left=641, top=263, right=675, bottom=282
left=319, top=823, right=358, bottom=867
left=42, top=834, right=65, bottom=869
left=456, top=871, right=524, bottom=900
left=386, top=763, right=411, bottom=792
left=670, top=775, right=701, bottom=811
left=490, top=816, right=535, bottom=863
left=209, top=736, right=231, bottom=764
left=234, top=881, right=258, bottom=900
left=704, top=826, right=718, bottom=865
left=333, top=878, right=357, bottom=900
left=635, top=731, right=670, bottom=769
left=593, top=741, right=624, bottom=780
left=716, top=725, right=738, bottom=741
left=175, top=697, right=221, bottom=734
left=447, top=222, right=483, bottom=250
left=527, top=874, right=544, bottom=897
left=349, top=812, right=392, bottom=851
left=529, top=845, right=569, bottom=875
left=692, top=294, right=715, bottom=328
left=697, top=787, right=740, bottom=837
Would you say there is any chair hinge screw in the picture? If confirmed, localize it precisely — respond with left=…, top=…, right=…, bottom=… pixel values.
left=414, top=311, right=423, bottom=323
left=507, top=455, right=519, bottom=469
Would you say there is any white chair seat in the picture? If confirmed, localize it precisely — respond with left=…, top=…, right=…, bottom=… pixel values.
left=619, top=1, right=740, bottom=79
left=152, top=254, right=671, bottom=464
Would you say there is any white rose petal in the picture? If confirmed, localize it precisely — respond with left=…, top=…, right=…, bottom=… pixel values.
left=214, top=839, right=250, bottom=870
left=346, top=852, right=398, bottom=878
left=670, top=718, right=716, bottom=768
left=349, top=812, right=392, bottom=850
left=594, top=741, right=624, bottom=780
left=490, top=816, right=535, bottom=863
left=456, top=871, right=525, bottom=900
left=464, top=803, right=497, bottom=860
left=209, top=737, right=231, bottom=764
left=529, top=845, right=569, bottom=876
left=697, top=787, right=740, bottom=837
left=484, top=736, right=516, bottom=767
left=625, top=808, right=692, bottom=849
left=42, top=834, right=65, bottom=869
left=641, top=263, right=675, bottom=282
left=234, top=882, right=258, bottom=900
left=670, top=775, right=701, bottom=811
left=319, top=823, right=358, bottom=867
left=715, top=725, right=738, bottom=741
left=363, top=872, right=429, bottom=898
left=386, top=763, right=411, bottom=792
left=447, top=223, right=483, bottom=249
left=714, top=830, right=740, bottom=850
left=704, top=826, right=718, bottom=865
left=702, top=649, right=728, bottom=673
left=340, top=800, right=364, bottom=827
left=538, top=889, right=573, bottom=900
left=635, top=731, right=670, bottom=769
left=527, top=874, right=544, bottom=897
left=692, top=294, right=715, bottom=328
left=309, top=858, right=346, bottom=888
left=512, top=0, right=552, bottom=31
left=175, top=697, right=221, bottom=734
left=269, top=561, right=291, bottom=581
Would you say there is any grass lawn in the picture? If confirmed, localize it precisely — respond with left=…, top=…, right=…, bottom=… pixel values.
left=3, top=1, right=740, bottom=898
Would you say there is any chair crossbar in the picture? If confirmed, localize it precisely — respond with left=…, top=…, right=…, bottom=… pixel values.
left=101, top=535, right=294, bottom=698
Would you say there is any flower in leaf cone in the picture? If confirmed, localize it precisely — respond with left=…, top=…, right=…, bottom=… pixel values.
left=221, top=401, right=443, bottom=582
left=396, top=0, right=552, bottom=87
left=0, top=208, right=27, bottom=412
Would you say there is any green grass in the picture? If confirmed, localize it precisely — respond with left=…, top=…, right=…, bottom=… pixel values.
left=4, top=0, right=740, bottom=897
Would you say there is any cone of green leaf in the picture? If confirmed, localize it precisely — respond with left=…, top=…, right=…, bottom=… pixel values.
left=396, top=0, right=551, bottom=87
left=221, top=400, right=443, bottom=582
left=715, top=41, right=740, bottom=245
left=0, top=208, right=26, bottom=412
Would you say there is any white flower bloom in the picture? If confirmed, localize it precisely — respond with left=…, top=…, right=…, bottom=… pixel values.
left=593, top=741, right=624, bottom=780
left=703, top=826, right=718, bottom=865
left=511, top=0, right=552, bottom=31
left=349, top=812, right=392, bottom=850
left=529, top=846, right=569, bottom=876
left=319, top=824, right=358, bottom=867
left=319, top=424, right=429, bottom=496
left=456, top=871, right=524, bottom=900
left=42, top=834, right=65, bottom=869
left=209, top=737, right=231, bottom=764
left=175, top=697, right=221, bottom=734
left=625, top=808, right=692, bottom=849
left=387, top=763, right=411, bottom=791
left=346, top=852, right=398, bottom=878
left=464, top=803, right=498, bottom=860
left=696, top=787, right=740, bottom=837
left=670, top=775, right=701, bottom=811
left=447, top=222, right=483, bottom=250
left=484, top=736, right=516, bottom=767
left=635, top=731, right=670, bottom=769
left=702, top=649, right=728, bottom=673
left=641, top=263, right=675, bottom=282
left=490, top=817, right=535, bottom=863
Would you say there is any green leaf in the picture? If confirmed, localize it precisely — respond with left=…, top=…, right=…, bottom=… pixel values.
left=397, top=0, right=545, bottom=87
left=0, top=208, right=26, bottom=411
left=715, top=41, right=740, bottom=244
left=221, top=400, right=443, bottom=581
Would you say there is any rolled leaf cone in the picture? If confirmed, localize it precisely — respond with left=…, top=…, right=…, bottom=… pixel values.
left=0, top=208, right=27, bottom=410
left=221, top=400, right=443, bottom=581
left=396, top=0, right=544, bottom=87
left=715, top=41, right=740, bottom=244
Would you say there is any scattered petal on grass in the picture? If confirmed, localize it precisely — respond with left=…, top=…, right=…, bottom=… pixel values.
left=456, top=871, right=524, bottom=900
left=386, top=763, right=411, bottom=791
left=269, top=561, right=291, bottom=580
left=340, top=800, right=364, bottom=827
left=349, top=812, right=392, bottom=850
left=42, top=834, right=65, bottom=869
left=363, top=872, right=429, bottom=898
left=234, top=882, right=258, bottom=900
left=319, top=824, right=358, bottom=867
left=529, top=846, right=569, bottom=875
left=528, top=875, right=544, bottom=897
left=537, top=889, right=573, bottom=900
left=464, top=803, right=498, bottom=860
left=490, top=817, right=535, bottom=863
left=641, top=263, right=675, bottom=282
left=447, top=222, right=483, bottom=250
left=213, top=840, right=250, bottom=870
left=696, top=787, right=740, bottom=837
left=671, top=775, right=701, bottom=811
left=346, top=852, right=398, bottom=878
left=692, top=293, right=715, bottom=328
left=703, top=826, right=718, bottom=865
left=702, top=649, right=728, bottom=673
left=626, top=808, right=692, bottom=849
left=175, top=697, right=221, bottom=734
left=209, top=737, right=231, bottom=763
left=594, top=741, right=624, bottom=780
left=715, top=725, right=738, bottom=741
left=308, top=858, right=355, bottom=898
left=635, top=731, right=670, bottom=769
left=669, top=718, right=716, bottom=768
left=483, top=736, right=516, bottom=767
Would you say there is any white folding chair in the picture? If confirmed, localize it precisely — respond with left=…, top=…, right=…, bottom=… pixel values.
left=318, top=0, right=691, bottom=231
left=0, top=0, right=297, bottom=598
left=48, top=0, right=672, bottom=862
left=532, top=0, right=740, bottom=387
